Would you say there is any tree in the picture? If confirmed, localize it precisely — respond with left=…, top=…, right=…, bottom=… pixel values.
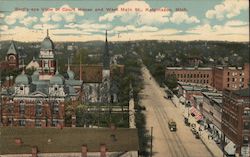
left=164, top=75, right=178, bottom=91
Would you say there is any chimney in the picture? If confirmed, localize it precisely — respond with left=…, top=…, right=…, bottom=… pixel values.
left=31, top=146, right=38, bottom=157
left=100, top=144, right=107, bottom=157
left=15, top=138, right=22, bottom=145
left=81, top=144, right=87, bottom=157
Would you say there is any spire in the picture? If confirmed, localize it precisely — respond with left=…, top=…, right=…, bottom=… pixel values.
left=7, top=40, right=17, bottom=55
left=21, top=59, right=25, bottom=74
left=67, top=58, right=70, bottom=71
left=47, top=29, right=49, bottom=37
left=80, top=53, right=82, bottom=81
left=103, top=30, right=110, bottom=70
left=55, top=59, right=59, bottom=75
left=106, top=30, right=108, bottom=42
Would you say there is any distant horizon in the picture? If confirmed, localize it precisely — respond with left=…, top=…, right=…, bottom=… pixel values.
left=0, top=0, right=249, bottom=42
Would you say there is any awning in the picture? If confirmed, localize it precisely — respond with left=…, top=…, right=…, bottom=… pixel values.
left=179, top=96, right=185, bottom=103
left=190, top=107, right=203, bottom=121
left=224, top=141, right=236, bottom=155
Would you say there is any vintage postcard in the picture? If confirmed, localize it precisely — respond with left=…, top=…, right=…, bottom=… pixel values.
left=0, top=0, right=249, bottom=157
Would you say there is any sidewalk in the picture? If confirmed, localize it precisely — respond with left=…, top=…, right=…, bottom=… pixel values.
left=171, top=95, right=223, bottom=157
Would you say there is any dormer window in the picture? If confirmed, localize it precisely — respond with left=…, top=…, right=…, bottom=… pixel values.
left=20, top=86, right=23, bottom=90
left=54, top=87, right=58, bottom=91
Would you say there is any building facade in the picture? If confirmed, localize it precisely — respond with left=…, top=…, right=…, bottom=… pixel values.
left=222, top=87, right=250, bottom=155
left=201, top=92, right=223, bottom=143
left=1, top=31, right=82, bottom=127
left=166, top=67, right=213, bottom=86
left=213, top=64, right=250, bottom=91
left=165, top=63, right=250, bottom=91
left=0, top=41, right=19, bottom=69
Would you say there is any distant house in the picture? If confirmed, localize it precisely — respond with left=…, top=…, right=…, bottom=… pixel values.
left=0, top=127, right=139, bottom=157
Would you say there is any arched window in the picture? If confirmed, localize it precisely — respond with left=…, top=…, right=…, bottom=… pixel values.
left=53, top=101, right=59, bottom=115
left=35, top=101, right=42, bottom=117
left=19, top=100, right=25, bottom=115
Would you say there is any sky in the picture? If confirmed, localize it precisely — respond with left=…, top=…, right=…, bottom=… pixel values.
left=0, top=0, right=249, bottom=42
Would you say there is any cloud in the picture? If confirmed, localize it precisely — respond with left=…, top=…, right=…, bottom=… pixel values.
left=0, top=25, right=8, bottom=31
left=33, top=23, right=59, bottom=29
left=0, top=13, right=5, bottom=18
left=20, top=16, right=38, bottom=26
left=99, top=1, right=170, bottom=25
left=65, top=22, right=111, bottom=33
left=225, top=20, right=248, bottom=26
left=4, top=11, right=28, bottom=25
left=113, top=25, right=158, bottom=32
left=205, top=0, right=249, bottom=20
left=40, top=4, right=84, bottom=23
left=187, top=23, right=249, bottom=36
left=170, top=12, right=200, bottom=24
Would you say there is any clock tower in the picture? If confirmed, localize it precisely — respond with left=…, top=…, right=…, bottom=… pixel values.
left=6, top=41, right=19, bottom=68
left=38, top=30, right=56, bottom=80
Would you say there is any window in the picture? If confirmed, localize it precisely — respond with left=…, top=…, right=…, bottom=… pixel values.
left=190, top=74, right=192, bottom=78
left=52, top=119, right=58, bottom=127
left=243, top=122, right=250, bottom=130
left=244, top=108, right=250, bottom=116
left=184, top=74, right=186, bottom=78
left=243, top=136, right=249, bottom=144
left=228, top=72, right=230, bottom=76
left=180, top=74, right=183, bottom=78
left=20, top=86, right=23, bottom=90
left=241, top=78, right=244, bottom=82
left=194, top=74, right=196, bottom=78
left=207, top=80, right=209, bottom=83
left=36, top=101, right=42, bottom=117
left=19, top=101, right=25, bottom=115
left=54, top=87, right=58, bottom=91
left=35, top=120, right=41, bottom=127
left=53, top=102, right=59, bottom=115
left=19, top=120, right=25, bottom=126
left=207, top=74, right=209, bottom=78
left=197, top=74, right=199, bottom=77
left=227, top=78, right=230, bottom=82
left=232, top=78, right=235, bottom=82
left=227, top=84, right=229, bottom=87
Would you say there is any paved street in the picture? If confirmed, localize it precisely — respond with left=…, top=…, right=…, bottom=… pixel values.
left=140, top=66, right=214, bottom=157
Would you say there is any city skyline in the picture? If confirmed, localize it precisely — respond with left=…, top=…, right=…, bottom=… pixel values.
left=0, top=0, right=249, bottom=42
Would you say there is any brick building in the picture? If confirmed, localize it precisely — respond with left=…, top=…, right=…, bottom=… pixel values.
left=166, top=67, right=213, bottom=86
left=213, top=64, right=250, bottom=91
left=0, top=41, right=19, bottom=70
left=222, top=87, right=250, bottom=155
left=165, top=63, right=250, bottom=91
left=0, top=31, right=82, bottom=127
left=201, top=92, right=223, bottom=143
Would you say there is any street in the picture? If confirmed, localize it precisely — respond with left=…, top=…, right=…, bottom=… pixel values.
left=140, top=66, right=214, bottom=157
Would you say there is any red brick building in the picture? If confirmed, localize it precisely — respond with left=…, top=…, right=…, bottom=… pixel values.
left=222, top=87, right=250, bottom=155
left=213, top=63, right=250, bottom=91
left=0, top=41, right=19, bottom=70
left=165, top=67, right=213, bottom=86
left=165, top=63, right=250, bottom=91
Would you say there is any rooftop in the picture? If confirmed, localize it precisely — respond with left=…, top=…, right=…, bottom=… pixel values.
left=0, top=127, right=139, bottom=155
left=166, top=67, right=212, bottom=70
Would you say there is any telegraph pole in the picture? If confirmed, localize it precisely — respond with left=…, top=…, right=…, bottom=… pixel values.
left=0, top=69, right=2, bottom=126
left=150, top=126, right=153, bottom=157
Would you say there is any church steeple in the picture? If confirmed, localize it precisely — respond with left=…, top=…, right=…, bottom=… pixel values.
left=103, top=30, right=110, bottom=70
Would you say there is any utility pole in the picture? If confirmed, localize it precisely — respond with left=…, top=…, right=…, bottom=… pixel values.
left=0, top=69, right=2, bottom=126
left=150, top=126, right=153, bottom=157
